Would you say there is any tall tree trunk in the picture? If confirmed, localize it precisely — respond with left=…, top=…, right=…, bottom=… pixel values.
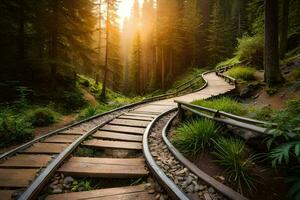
left=96, top=0, right=102, bottom=85
left=161, top=47, right=165, bottom=90
left=50, top=0, right=58, bottom=89
left=101, top=0, right=110, bottom=100
left=279, top=0, right=289, bottom=58
left=18, top=0, right=25, bottom=68
left=264, top=0, right=283, bottom=87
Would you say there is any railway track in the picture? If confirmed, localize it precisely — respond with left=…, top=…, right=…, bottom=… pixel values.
left=0, top=72, right=235, bottom=200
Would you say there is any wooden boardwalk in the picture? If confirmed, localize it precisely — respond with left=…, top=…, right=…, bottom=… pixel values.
left=0, top=72, right=234, bottom=200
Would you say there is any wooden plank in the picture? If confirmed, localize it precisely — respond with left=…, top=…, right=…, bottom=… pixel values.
left=0, top=190, right=15, bottom=200
left=109, top=119, right=149, bottom=128
left=0, top=169, right=38, bottom=187
left=100, top=125, right=145, bottom=135
left=133, top=105, right=175, bottom=113
left=43, top=135, right=79, bottom=143
left=23, top=143, right=68, bottom=154
left=124, top=113, right=156, bottom=118
left=58, top=158, right=148, bottom=178
left=0, top=154, right=52, bottom=168
left=83, top=139, right=142, bottom=150
left=46, top=185, right=154, bottom=200
left=65, top=157, right=145, bottom=166
left=93, top=131, right=143, bottom=142
left=118, top=115, right=153, bottom=121
left=129, top=111, right=161, bottom=115
left=60, top=129, right=86, bottom=135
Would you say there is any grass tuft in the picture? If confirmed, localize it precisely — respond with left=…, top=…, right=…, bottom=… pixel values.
left=173, top=119, right=219, bottom=155
left=227, top=66, right=256, bottom=81
left=213, top=137, right=258, bottom=193
left=193, top=97, right=247, bottom=115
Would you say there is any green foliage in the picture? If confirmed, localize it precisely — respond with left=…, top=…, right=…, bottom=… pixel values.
left=27, top=107, right=59, bottom=127
left=264, top=100, right=300, bottom=149
left=73, top=147, right=97, bottom=157
left=77, top=103, right=120, bottom=120
left=62, top=91, right=87, bottom=111
left=173, top=119, right=219, bottom=155
left=71, top=179, right=92, bottom=192
left=235, top=35, right=264, bottom=68
left=293, top=67, right=300, bottom=80
left=227, top=66, right=256, bottom=81
left=286, top=174, right=300, bottom=200
left=0, top=111, right=34, bottom=147
left=269, top=141, right=300, bottom=166
left=216, top=57, right=241, bottom=69
left=193, top=97, right=247, bottom=115
left=247, top=106, right=273, bottom=121
left=213, top=137, right=258, bottom=193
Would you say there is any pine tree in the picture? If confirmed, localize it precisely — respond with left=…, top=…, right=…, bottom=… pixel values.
left=207, top=0, right=226, bottom=65
left=182, top=0, right=203, bottom=67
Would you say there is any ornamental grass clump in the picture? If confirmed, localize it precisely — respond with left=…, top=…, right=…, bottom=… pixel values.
left=227, top=66, right=256, bottom=81
left=173, top=119, right=219, bottom=155
left=193, top=97, right=247, bottom=116
left=213, top=137, right=258, bottom=193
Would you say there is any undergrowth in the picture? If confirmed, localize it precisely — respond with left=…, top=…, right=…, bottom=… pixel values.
left=173, top=119, right=219, bottom=155
left=193, top=97, right=247, bottom=115
left=213, top=137, right=258, bottom=194
left=227, top=66, right=256, bottom=81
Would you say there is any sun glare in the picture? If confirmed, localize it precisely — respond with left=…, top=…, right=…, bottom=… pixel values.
left=118, top=0, right=144, bottom=25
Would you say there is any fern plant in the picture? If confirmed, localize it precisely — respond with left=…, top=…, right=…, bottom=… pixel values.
left=270, top=141, right=300, bottom=167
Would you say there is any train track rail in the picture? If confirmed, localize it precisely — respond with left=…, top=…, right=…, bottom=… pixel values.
left=0, top=71, right=235, bottom=200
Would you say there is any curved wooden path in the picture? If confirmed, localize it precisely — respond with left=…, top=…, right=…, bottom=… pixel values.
left=0, top=72, right=234, bottom=200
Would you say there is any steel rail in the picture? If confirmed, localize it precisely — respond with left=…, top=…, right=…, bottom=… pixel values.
left=18, top=114, right=120, bottom=200
left=1, top=73, right=206, bottom=161
left=143, top=108, right=190, bottom=200
left=162, top=113, right=248, bottom=200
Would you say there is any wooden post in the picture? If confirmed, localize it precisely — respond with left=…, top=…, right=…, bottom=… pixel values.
left=178, top=103, right=185, bottom=122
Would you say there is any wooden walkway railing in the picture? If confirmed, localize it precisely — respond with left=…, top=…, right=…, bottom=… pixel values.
left=175, top=100, right=276, bottom=135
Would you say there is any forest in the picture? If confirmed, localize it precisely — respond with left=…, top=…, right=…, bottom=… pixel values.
left=0, top=0, right=300, bottom=199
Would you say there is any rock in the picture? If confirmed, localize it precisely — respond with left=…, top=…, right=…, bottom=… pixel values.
left=204, top=193, right=212, bottom=200
left=155, top=193, right=161, bottom=200
left=159, top=195, right=165, bottom=200
left=78, top=187, right=85, bottom=192
left=144, top=183, right=153, bottom=190
left=199, top=185, right=206, bottom=191
left=181, top=181, right=188, bottom=188
left=186, top=184, right=194, bottom=193
left=52, top=188, right=63, bottom=194
left=63, top=176, right=74, bottom=185
left=208, top=187, right=215, bottom=194
left=147, top=189, right=155, bottom=194
left=185, top=176, right=193, bottom=185
left=194, top=184, right=201, bottom=192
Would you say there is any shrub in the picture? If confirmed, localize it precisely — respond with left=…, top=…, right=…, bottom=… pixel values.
left=235, top=34, right=264, bottom=68
left=193, top=97, right=247, bottom=115
left=213, top=137, right=258, bottom=193
left=62, top=91, right=87, bottom=111
left=227, top=66, right=256, bottom=81
left=0, top=112, right=34, bottom=147
left=173, top=119, right=219, bottom=155
left=27, top=108, right=59, bottom=127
